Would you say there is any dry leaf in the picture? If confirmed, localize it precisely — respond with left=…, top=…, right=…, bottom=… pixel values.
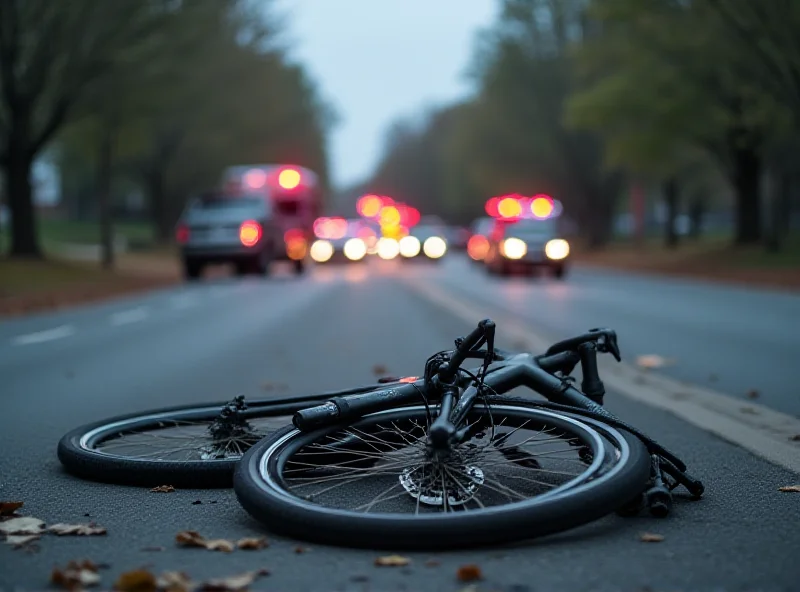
left=374, top=555, right=410, bottom=567
left=294, top=545, right=308, bottom=554
left=745, top=389, right=760, bottom=399
left=635, top=355, right=674, bottom=370
left=156, top=571, right=193, bottom=592
left=789, top=434, right=800, bottom=442
left=175, top=530, right=234, bottom=552
left=0, top=501, right=23, bottom=516
left=456, top=564, right=483, bottom=582
left=425, top=559, right=441, bottom=567
left=199, top=569, right=270, bottom=591
left=0, top=516, right=46, bottom=535
left=640, top=533, right=665, bottom=542
left=49, top=523, right=107, bottom=536
left=51, top=561, right=101, bottom=590
left=6, top=534, right=40, bottom=548
left=150, top=485, right=176, bottom=493
left=372, top=364, right=389, bottom=376
left=115, top=569, right=157, bottom=592
left=236, top=537, right=268, bottom=550
left=778, top=485, right=800, bottom=493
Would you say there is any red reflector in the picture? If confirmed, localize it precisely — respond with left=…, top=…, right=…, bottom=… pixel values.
left=176, top=224, right=190, bottom=244
left=239, top=220, right=262, bottom=247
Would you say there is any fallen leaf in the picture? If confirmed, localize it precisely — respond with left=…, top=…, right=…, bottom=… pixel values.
left=6, top=534, right=40, bottom=548
left=156, top=571, right=193, bottom=592
left=425, top=559, right=441, bottom=567
left=639, top=533, right=665, bottom=542
left=175, top=530, right=234, bottom=552
left=0, top=501, right=23, bottom=516
left=191, top=500, right=203, bottom=505
left=745, top=389, right=760, bottom=399
left=0, top=516, right=46, bottom=535
left=778, top=485, right=800, bottom=493
left=456, top=564, right=483, bottom=582
left=789, top=434, right=800, bottom=442
left=635, top=355, right=674, bottom=370
left=150, top=485, right=176, bottom=493
left=236, top=537, right=268, bottom=550
left=52, top=561, right=101, bottom=590
left=49, top=523, right=107, bottom=536
left=372, top=364, right=389, bottom=376
left=294, top=545, right=309, bottom=554
left=375, top=555, right=410, bottom=567
left=115, top=568, right=157, bottom=592
left=199, top=569, right=270, bottom=591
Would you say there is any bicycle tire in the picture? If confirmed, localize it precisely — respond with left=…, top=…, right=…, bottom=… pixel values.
left=57, top=393, right=334, bottom=488
left=233, top=401, right=651, bottom=549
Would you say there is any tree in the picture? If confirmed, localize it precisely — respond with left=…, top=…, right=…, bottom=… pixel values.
left=0, top=0, right=170, bottom=258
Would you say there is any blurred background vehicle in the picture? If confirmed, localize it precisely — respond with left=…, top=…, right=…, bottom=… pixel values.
left=399, top=223, right=449, bottom=262
left=484, top=216, right=570, bottom=279
left=175, top=191, right=278, bottom=280
left=221, top=165, right=323, bottom=275
left=310, top=217, right=369, bottom=264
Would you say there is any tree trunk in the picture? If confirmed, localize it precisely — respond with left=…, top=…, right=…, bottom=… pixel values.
left=147, top=168, right=171, bottom=244
left=4, top=120, right=42, bottom=258
left=663, top=178, right=680, bottom=249
left=98, top=124, right=115, bottom=270
left=731, top=145, right=762, bottom=245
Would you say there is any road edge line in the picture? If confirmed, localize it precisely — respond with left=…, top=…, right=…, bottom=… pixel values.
left=401, top=275, right=800, bottom=475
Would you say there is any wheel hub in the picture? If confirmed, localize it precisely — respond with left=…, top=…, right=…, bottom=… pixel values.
left=399, top=463, right=485, bottom=506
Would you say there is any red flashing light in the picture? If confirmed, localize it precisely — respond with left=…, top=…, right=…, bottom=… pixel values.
left=278, top=168, right=301, bottom=190
left=239, top=220, right=262, bottom=247
left=357, top=194, right=383, bottom=218
left=531, top=194, right=554, bottom=218
left=485, top=197, right=500, bottom=218
left=284, top=228, right=305, bottom=243
left=176, top=224, right=190, bottom=244
left=497, top=196, right=522, bottom=219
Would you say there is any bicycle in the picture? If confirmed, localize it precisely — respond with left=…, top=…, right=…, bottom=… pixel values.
left=58, top=318, right=703, bottom=548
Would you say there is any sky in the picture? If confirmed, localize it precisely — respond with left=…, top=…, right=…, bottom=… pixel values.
left=271, top=0, right=498, bottom=190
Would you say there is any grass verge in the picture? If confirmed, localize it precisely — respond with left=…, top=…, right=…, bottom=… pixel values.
left=571, top=235, right=800, bottom=291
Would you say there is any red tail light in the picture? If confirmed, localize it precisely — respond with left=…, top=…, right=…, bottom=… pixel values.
left=176, top=224, right=190, bottom=244
left=239, top=220, right=262, bottom=247
left=284, top=228, right=305, bottom=243
left=467, top=234, right=490, bottom=260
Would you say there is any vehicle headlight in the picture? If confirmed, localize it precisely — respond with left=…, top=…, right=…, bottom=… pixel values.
left=501, top=238, right=527, bottom=260
left=545, top=239, right=569, bottom=260
left=310, top=240, right=333, bottom=262
left=423, top=236, right=447, bottom=259
left=399, top=236, right=421, bottom=258
left=343, top=238, right=367, bottom=261
left=376, top=237, right=400, bottom=260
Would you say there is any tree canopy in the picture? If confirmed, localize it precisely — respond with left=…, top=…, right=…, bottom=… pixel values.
left=361, top=0, right=800, bottom=248
left=0, top=0, right=334, bottom=258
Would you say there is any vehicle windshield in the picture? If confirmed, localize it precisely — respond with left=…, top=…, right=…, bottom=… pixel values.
left=188, top=194, right=267, bottom=217
left=504, top=219, right=556, bottom=239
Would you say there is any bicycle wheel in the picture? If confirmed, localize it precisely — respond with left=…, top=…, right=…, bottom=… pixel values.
left=57, top=393, right=333, bottom=488
left=234, top=402, right=651, bottom=549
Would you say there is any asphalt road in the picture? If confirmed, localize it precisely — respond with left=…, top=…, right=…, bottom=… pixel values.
left=1, top=257, right=798, bottom=591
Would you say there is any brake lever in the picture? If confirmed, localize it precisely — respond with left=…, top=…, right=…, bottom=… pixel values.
left=589, top=328, right=622, bottom=362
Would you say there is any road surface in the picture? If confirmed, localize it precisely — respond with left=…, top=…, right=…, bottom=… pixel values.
left=1, top=257, right=798, bottom=591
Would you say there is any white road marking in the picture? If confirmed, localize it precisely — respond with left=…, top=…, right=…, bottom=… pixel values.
left=12, top=325, right=76, bottom=346
left=402, top=276, right=800, bottom=475
left=110, top=307, right=149, bottom=326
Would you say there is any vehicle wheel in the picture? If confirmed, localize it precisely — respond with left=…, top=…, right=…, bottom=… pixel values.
left=253, top=250, right=272, bottom=276
left=552, top=265, right=567, bottom=279
left=234, top=402, right=650, bottom=549
left=56, top=389, right=381, bottom=488
left=293, top=259, right=305, bottom=275
left=234, top=261, right=249, bottom=276
left=183, top=259, right=203, bottom=281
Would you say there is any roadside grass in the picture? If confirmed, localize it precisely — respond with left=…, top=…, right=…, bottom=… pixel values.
left=571, top=233, right=800, bottom=290
left=0, top=218, right=154, bottom=253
